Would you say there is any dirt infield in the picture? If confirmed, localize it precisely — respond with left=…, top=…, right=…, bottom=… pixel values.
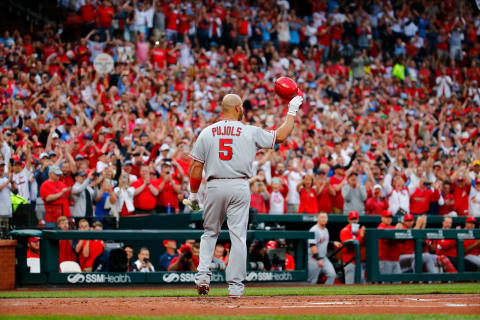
left=1, top=294, right=479, bottom=316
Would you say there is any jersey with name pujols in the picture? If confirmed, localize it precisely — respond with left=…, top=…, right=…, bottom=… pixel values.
left=190, top=120, right=276, bottom=180
left=308, top=224, right=330, bottom=258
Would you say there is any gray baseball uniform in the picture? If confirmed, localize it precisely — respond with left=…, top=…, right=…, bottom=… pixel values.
left=399, top=252, right=439, bottom=273
left=190, top=119, right=276, bottom=296
left=307, top=224, right=336, bottom=284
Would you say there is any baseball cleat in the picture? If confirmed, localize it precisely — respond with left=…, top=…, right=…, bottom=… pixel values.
left=197, top=283, right=210, bottom=295
left=229, top=294, right=241, bottom=298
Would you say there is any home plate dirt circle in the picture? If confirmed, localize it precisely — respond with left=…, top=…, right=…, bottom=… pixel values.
left=1, top=295, right=479, bottom=316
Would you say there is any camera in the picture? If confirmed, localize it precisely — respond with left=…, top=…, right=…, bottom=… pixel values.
left=143, top=258, right=150, bottom=263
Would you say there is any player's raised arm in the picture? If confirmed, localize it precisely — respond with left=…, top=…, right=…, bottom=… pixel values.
left=275, top=95, right=303, bottom=143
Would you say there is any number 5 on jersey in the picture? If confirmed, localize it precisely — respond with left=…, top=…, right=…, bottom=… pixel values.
left=219, top=138, right=233, bottom=160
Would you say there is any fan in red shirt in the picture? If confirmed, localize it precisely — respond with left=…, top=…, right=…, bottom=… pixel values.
left=96, top=1, right=114, bottom=29
left=166, top=42, right=179, bottom=65
left=451, top=174, right=471, bottom=216
left=365, top=184, right=389, bottom=215
left=56, top=216, right=77, bottom=265
left=40, top=165, right=71, bottom=227
left=154, top=163, right=182, bottom=213
left=316, top=164, right=333, bottom=214
left=330, top=165, right=346, bottom=214
left=297, top=174, right=318, bottom=214
left=377, top=210, right=401, bottom=275
left=250, top=181, right=268, bottom=214
left=339, top=211, right=365, bottom=284
left=152, top=42, right=166, bottom=69
left=439, top=181, right=455, bottom=215
left=409, top=179, right=440, bottom=215
left=80, top=0, right=96, bottom=25
left=131, top=165, right=160, bottom=213
left=463, top=217, right=480, bottom=270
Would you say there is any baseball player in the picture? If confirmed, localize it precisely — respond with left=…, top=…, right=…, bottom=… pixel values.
left=377, top=210, right=401, bottom=275
left=398, top=214, right=441, bottom=273
left=339, top=211, right=365, bottom=284
left=308, top=212, right=338, bottom=284
left=187, top=93, right=303, bottom=297
left=463, top=216, right=480, bottom=270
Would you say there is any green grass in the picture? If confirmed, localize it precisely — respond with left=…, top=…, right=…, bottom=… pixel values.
left=0, top=316, right=477, bottom=320
left=1, top=283, right=479, bottom=299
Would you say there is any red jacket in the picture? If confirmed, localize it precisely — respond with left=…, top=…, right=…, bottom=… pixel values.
left=365, top=197, right=389, bottom=215
left=409, top=187, right=440, bottom=214
left=439, top=192, right=455, bottom=215
left=399, top=226, right=414, bottom=255
left=452, top=183, right=471, bottom=216
left=464, top=238, right=480, bottom=255
left=435, top=239, right=457, bottom=257
left=377, top=223, right=401, bottom=261
left=330, top=175, right=345, bottom=210
left=340, top=224, right=364, bottom=264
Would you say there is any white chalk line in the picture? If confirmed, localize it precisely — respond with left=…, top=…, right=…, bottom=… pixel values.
left=308, top=302, right=354, bottom=305
left=227, top=303, right=480, bottom=309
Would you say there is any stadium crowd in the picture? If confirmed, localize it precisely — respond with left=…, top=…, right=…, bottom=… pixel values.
left=2, top=0, right=480, bottom=279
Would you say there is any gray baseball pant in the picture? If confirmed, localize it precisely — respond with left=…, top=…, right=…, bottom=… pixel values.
left=399, top=253, right=438, bottom=273
left=465, top=254, right=480, bottom=270
left=308, top=257, right=336, bottom=284
left=344, top=263, right=365, bottom=284
left=194, top=179, right=250, bottom=296
left=379, top=260, right=401, bottom=274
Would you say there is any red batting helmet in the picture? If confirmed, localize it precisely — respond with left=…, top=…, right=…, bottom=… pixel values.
left=274, top=77, right=301, bottom=101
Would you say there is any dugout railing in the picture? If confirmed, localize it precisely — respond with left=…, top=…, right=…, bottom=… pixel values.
left=365, top=228, right=480, bottom=282
left=119, top=213, right=471, bottom=231
left=10, top=229, right=314, bottom=286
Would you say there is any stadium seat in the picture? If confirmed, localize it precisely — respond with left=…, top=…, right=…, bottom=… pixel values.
left=60, top=261, right=82, bottom=273
left=26, top=258, right=40, bottom=273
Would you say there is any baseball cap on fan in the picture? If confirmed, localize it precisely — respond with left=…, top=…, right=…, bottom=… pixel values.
left=160, top=144, right=169, bottom=152
left=49, top=165, right=62, bottom=175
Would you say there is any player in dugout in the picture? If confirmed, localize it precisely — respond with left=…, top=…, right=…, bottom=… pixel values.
left=339, top=211, right=366, bottom=284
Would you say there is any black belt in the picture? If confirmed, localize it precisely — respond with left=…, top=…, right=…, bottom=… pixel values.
left=207, top=176, right=248, bottom=181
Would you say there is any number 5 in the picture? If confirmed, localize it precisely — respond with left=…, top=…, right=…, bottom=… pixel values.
left=219, top=138, right=233, bottom=160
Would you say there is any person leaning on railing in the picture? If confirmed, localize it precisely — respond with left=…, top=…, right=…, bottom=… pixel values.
left=339, top=211, right=365, bottom=284
left=463, top=217, right=480, bottom=271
